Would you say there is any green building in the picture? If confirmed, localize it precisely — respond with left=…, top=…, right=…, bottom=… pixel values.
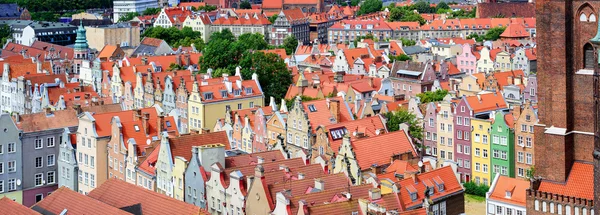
left=490, top=111, right=515, bottom=178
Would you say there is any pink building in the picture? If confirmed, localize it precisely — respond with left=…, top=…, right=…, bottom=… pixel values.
left=457, top=44, right=477, bottom=74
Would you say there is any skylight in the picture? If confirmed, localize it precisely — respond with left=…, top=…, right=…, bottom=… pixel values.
left=307, top=104, right=317, bottom=112
left=134, top=125, right=140, bottom=132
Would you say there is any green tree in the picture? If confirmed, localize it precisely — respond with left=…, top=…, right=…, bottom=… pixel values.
left=0, top=24, right=11, bottom=45
left=118, top=12, right=139, bottom=22
left=436, top=1, right=450, bottom=10
left=169, top=63, right=185, bottom=71
left=240, top=0, right=251, bottom=9
left=413, top=1, right=435, bottom=13
left=389, top=54, right=411, bottom=62
left=401, top=12, right=426, bottom=25
left=199, top=37, right=239, bottom=72
left=212, top=68, right=231, bottom=78
left=353, top=33, right=375, bottom=47
left=283, top=35, right=298, bottom=55
left=143, top=8, right=161, bottom=15
left=236, top=33, right=269, bottom=51
left=383, top=109, right=423, bottom=141
left=286, top=95, right=320, bottom=110
left=400, top=38, right=416, bottom=46
left=415, top=90, right=449, bottom=103
left=210, top=28, right=236, bottom=42
left=268, top=14, right=278, bottom=24
left=238, top=52, right=293, bottom=103
left=350, top=0, right=360, bottom=6
left=357, top=0, right=382, bottom=16
left=483, top=27, right=506, bottom=41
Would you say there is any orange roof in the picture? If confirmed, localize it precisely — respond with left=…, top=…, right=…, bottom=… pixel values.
left=351, top=131, right=417, bottom=170
left=91, top=108, right=156, bottom=137
left=488, top=175, right=529, bottom=207
left=17, top=109, right=78, bottom=132
left=465, top=93, right=508, bottom=113
left=32, top=187, right=130, bottom=215
left=268, top=173, right=349, bottom=201
left=489, top=48, right=502, bottom=61
left=261, top=0, right=283, bottom=9
left=325, top=115, right=387, bottom=153
left=493, top=70, right=525, bottom=90
left=0, top=197, right=39, bottom=215
left=140, top=37, right=165, bottom=47
left=342, top=48, right=370, bottom=68
left=282, top=8, right=307, bottom=22
left=198, top=79, right=262, bottom=103
left=98, top=45, right=118, bottom=59
left=538, top=161, right=594, bottom=200
left=400, top=208, right=427, bottom=215
left=0, top=60, right=53, bottom=79
left=212, top=15, right=271, bottom=26
left=302, top=97, right=353, bottom=132
left=397, top=166, right=463, bottom=208
left=179, top=2, right=206, bottom=7
left=260, top=48, right=288, bottom=60
left=389, top=41, right=405, bottom=56
left=500, top=21, right=530, bottom=38
left=88, top=179, right=204, bottom=215
left=386, top=21, right=420, bottom=30
left=225, top=150, right=285, bottom=167
left=169, top=131, right=230, bottom=163
left=447, top=61, right=460, bottom=75
left=137, top=144, right=160, bottom=176
left=385, top=160, right=418, bottom=175
left=525, top=48, right=536, bottom=60
left=162, top=7, right=193, bottom=23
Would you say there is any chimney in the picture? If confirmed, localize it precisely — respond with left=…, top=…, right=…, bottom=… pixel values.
left=328, top=99, right=341, bottom=122
left=197, top=144, right=226, bottom=170
left=14, top=113, right=20, bottom=123
left=73, top=104, right=82, bottom=115
left=142, top=112, right=150, bottom=135
left=176, top=53, right=182, bottom=66
left=314, top=178, right=325, bottom=190
left=298, top=173, right=305, bottom=180
left=404, top=170, right=418, bottom=183
left=255, top=165, right=265, bottom=178
left=157, top=115, right=165, bottom=135
left=184, top=53, right=191, bottom=65
left=257, top=156, right=264, bottom=164
left=45, top=107, right=52, bottom=115
left=369, top=188, right=381, bottom=200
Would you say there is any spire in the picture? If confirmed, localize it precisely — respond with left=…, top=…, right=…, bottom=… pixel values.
left=74, top=20, right=89, bottom=51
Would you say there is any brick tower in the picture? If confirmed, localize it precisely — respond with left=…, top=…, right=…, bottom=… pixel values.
left=526, top=0, right=597, bottom=214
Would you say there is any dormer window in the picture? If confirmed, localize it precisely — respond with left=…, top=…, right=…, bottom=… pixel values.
left=204, top=92, right=213, bottom=100
left=166, top=121, right=171, bottom=127
left=505, top=191, right=512, bottom=198
left=245, top=88, right=253, bottom=94
left=220, top=90, right=227, bottom=98
left=355, top=24, right=361, bottom=29
left=234, top=89, right=241, bottom=96
left=307, top=104, right=317, bottom=112
left=134, top=125, right=140, bottom=132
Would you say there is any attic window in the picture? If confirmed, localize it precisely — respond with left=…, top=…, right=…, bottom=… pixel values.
left=134, top=125, right=140, bottom=132
left=245, top=88, right=253, bottom=94
left=74, top=96, right=80, bottom=100
left=505, top=191, right=512, bottom=198
left=330, top=127, right=347, bottom=140
left=204, top=92, right=213, bottom=100
left=166, top=121, right=172, bottom=127
left=220, top=90, right=227, bottom=98
left=307, top=104, right=317, bottom=112
left=234, top=89, right=241, bottom=96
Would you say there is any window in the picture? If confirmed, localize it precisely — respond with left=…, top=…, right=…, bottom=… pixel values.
left=475, top=163, right=480, bottom=172
left=483, top=164, right=488, bottom=173
left=7, top=143, right=15, bottom=153
left=448, top=138, right=453, bottom=146
left=464, top=160, right=470, bottom=168
left=464, top=118, right=470, bottom=126
left=0, top=144, right=2, bottom=154
left=35, top=139, right=43, bottom=149
left=518, top=168, right=524, bottom=177
left=457, top=116, right=463, bottom=125
left=501, top=136, right=507, bottom=145
left=526, top=137, right=532, bottom=147
left=483, top=149, right=488, bottom=158
left=91, top=174, right=95, bottom=188
left=483, top=135, right=488, bottom=144
left=35, top=194, right=43, bottom=203
left=91, top=156, right=95, bottom=168
left=475, top=148, right=480, bottom=157
left=518, top=152, right=524, bottom=163
left=465, top=132, right=470, bottom=140
left=47, top=171, right=55, bottom=184
left=429, top=118, right=434, bottom=127
left=475, top=134, right=481, bottom=142
left=518, top=136, right=524, bottom=146
left=238, top=103, right=242, bottom=109
left=47, top=155, right=55, bottom=166
left=526, top=153, right=533, bottom=164
left=36, top=157, right=43, bottom=168
left=585, top=44, right=595, bottom=69
left=0, top=180, right=3, bottom=193
left=521, top=124, right=527, bottom=132
left=8, top=179, right=15, bottom=191
left=47, top=137, right=55, bottom=147
left=457, top=130, right=462, bottom=139
left=8, top=161, right=15, bottom=172
left=84, top=154, right=89, bottom=166
left=35, top=173, right=43, bottom=186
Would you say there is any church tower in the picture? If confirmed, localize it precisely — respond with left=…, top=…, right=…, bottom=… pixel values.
left=73, top=21, right=89, bottom=75
left=526, top=0, right=598, bottom=214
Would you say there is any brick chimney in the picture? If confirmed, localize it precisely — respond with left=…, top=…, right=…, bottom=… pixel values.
left=73, top=104, right=82, bottom=115
left=403, top=170, right=418, bottom=183
left=328, top=99, right=341, bottom=122
left=314, top=178, right=325, bottom=190
left=157, top=115, right=165, bottom=136
left=142, top=112, right=150, bottom=135
left=369, top=188, right=381, bottom=200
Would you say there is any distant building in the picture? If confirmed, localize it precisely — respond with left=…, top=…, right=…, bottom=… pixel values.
left=0, top=114, right=23, bottom=203
left=262, top=0, right=325, bottom=13
left=270, top=9, right=310, bottom=46
left=85, top=23, right=141, bottom=51
left=131, top=37, right=174, bottom=56
left=0, top=20, right=77, bottom=46
left=328, top=19, right=393, bottom=45
left=70, top=12, right=112, bottom=26
left=476, top=2, right=535, bottom=18
left=113, top=0, right=159, bottom=23
left=0, top=4, right=30, bottom=20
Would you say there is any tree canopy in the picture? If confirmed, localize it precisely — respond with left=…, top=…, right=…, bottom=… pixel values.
left=357, top=0, right=382, bottom=16
left=283, top=35, right=298, bottom=55
left=350, top=0, right=360, bottom=6
left=388, top=7, right=426, bottom=25
left=400, top=38, right=416, bottom=46
left=240, top=1, right=252, bottom=9
left=268, top=14, right=278, bottom=24
left=142, top=8, right=161, bottom=15
left=142, top=26, right=201, bottom=47
left=15, top=0, right=112, bottom=12
left=467, top=27, right=506, bottom=42
left=118, top=12, right=140, bottom=22
left=436, top=2, right=450, bottom=10
left=0, top=24, right=11, bottom=45
left=416, top=90, right=449, bottom=103
left=389, top=54, right=411, bottom=62
left=383, top=110, right=423, bottom=141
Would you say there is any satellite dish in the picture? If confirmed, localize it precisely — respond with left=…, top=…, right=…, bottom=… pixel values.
left=418, top=161, right=424, bottom=168
left=16, top=179, right=21, bottom=186
left=146, top=139, right=151, bottom=145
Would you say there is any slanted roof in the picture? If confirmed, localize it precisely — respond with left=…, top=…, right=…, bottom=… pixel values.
left=350, top=131, right=417, bottom=170
left=464, top=93, right=508, bottom=113
left=17, top=109, right=78, bottom=132
left=488, top=175, right=529, bottom=207
left=31, top=187, right=130, bottom=215
left=397, top=166, right=463, bottom=209
left=98, top=45, right=119, bottom=59
left=537, top=161, right=594, bottom=200
left=169, top=131, right=230, bottom=162
left=225, top=150, right=285, bottom=167
left=324, top=115, right=387, bottom=153
left=0, top=197, right=40, bottom=215
left=88, top=179, right=204, bottom=215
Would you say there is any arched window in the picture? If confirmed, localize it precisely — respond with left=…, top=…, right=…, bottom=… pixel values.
left=590, top=14, right=597, bottom=22
left=543, top=201, right=548, bottom=212
left=535, top=200, right=540, bottom=211
left=558, top=204, right=563, bottom=215
left=584, top=43, right=595, bottom=69
left=567, top=205, right=572, bottom=215
left=580, top=13, right=588, bottom=21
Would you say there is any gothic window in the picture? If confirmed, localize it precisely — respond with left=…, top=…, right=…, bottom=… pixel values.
left=580, top=13, right=588, bottom=22
left=591, top=14, right=597, bottom=22
left=584, top=44, right=595, bottom=69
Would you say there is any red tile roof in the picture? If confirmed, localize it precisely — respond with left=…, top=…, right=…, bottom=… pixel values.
left=464, top=92, right=508, bottom=113
left=500, top=20, right=529, bottom=38
left=330, top=19, right=392, bottom=31
left=538, top=161, right=594, bottom=200
left=140, top=37, right=166, bottom=47
left=88, top=179, right=205, bottom=215
left=0, top=60, right=53, bottom=79
left=282, top=8, right=307, bottom=22
left=98, top=45, right=119, bottom=59
left=225, top=149, right=285, bottom=167
left=268, top=173, right=350, bottom=202
left=16, top=109, right=78, bottom=132
left=261, top=0, right=283, bottom=9
left=137, top=144, right=160, bottom=176
left=32, top=187, right=130, bottom=215
left=350, top=131, right=417, bottom=170
left=386, top=21, right=420, bottom=30
left=397, top=166, right=463, bottom=208
left=477, top=2, right=535, bottom=19
left=288, top=184, right=374, bottom=215
left=30, top=41, right=74, bottom=60
left=169, top=131, right=230, bottom=162
left=493, top=70, right=525, bottom=90
left=488, top=175, right=529, bottom=207
left=0, top=197, right=39, bottom=215
left=260, top=49, right=288, bottom=60
left=162, top=7, right=193, bottom=23
left=212, top=14, right=271, bottom=26
left=325, top=115, right=387, bottom=153
left=90, top=108, right=157, bottom=137
left=302, top=97, right=353, bottom=132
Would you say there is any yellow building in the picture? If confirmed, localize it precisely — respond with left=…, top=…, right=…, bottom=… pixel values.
left=0, top=191, right=23, bottom=203
left=492, top=50, right=513, bottom=72
left=182, top=14, right=212, bottom=42
left=455, top=74, right=482, bottom=97
left=172, top=157, right=187, bottom=201
left=471, top=118, right=492, bottom=186
left=188, top=74, right=264, bottom=131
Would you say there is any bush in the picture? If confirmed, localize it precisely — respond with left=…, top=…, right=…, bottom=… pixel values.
left=463, top=181, right=490, bottom=197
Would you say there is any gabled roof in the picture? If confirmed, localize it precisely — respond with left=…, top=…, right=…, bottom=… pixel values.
left=349, top=131, right=417, bottom=170
left=501, top=20, right=530, bottom=38
left=0, top=197, right=39, bottom=215
left=88, top=179, right=204, bottom=215
left=31, top=187, right=130, bottom=215
left=464, top=93, right=508, bottom=113
left=302, top=97, right=353, bottom=132
left=98, top=45, right=119, bottom=59
left=324, top=115, right=387, bottom=153
left=488, top=175, right=529, bottom=207
left=397, top=166, right=463, bottom=209
left=211, top=14, right=271, bottom=26
left=225, top=149, right=285, bottom=167
left=281, top=8, right=306, bottom=22
left=492, top=70, right=525, bottom=90
left=288, top=184, right=374, bottom=215
left=268, top=173, right=349, bottom=202
left=537, top=161, right=594, bottom=200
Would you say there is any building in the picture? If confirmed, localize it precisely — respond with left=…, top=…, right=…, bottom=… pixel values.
left=73, top=22, right=91, bottom=75
left=154, top=7, right=193, bottom=29
left=308, top=12, right=343, bottom=44
left=262, top=0, right=325, bottom=13
left=0, top=4, right=30, bottom=20
left=31, top=187, right=131, bottom=215
left=85, top=23, right=141, bottom=51
left=15, top=109, right=78, bottom=207
left=113, top=0, right=158, bottom=23
left=513, top=101, right=536, bottom=179
left=131, top=37, right=174, bottom=56
left=457, top=44, right=477, bottom=74
left=436, top=96, right=454, bottom=167
left=476, top=2, right=535, bottom=18
left=0, top=20, right=77, bottom=46
left=490, top=111, right=515, bottom=179
left=389, top=60, right=437, bottom=101
left=486, top=174, right=529, bottom=215
left=211, top=14, right=271, bottom=40
left=512, top=48, right=537, bottom=76
left=70, top=12, right=112, bottom=26
left=387, top=21, right=421, bottom=41
left=453, top=96, right=473, bottom=183
left=187, top=73, right=264, bottom=131
left=396, top=166, right=465, bottom=214
left=471, top=117, right=492, bottom=186
left=271, top=9, right=310, bottom=46
left=182, top=14, right=212, bottom=42
left=328, top=20, right=393, bottom=45
left=58, top=128, right=78, bottom=192
left=0, top=114, right=23, bottom=203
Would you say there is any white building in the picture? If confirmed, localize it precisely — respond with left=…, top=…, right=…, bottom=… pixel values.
left=113, top=0, right=158, bottom=23
left=486, top=174, right=528, bottom=215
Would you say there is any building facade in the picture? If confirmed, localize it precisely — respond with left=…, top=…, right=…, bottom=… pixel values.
left=0, top=114, right=23, bottom=203
left=113, top=0, right=158, bottom=23
left=271, top=9, right=310, bottom=46
left=490, top=111, right=515, bottom=179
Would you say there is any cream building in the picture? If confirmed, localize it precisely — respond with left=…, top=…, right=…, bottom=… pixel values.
left=85, top=23, right=140, bottom=51
left=456, top=74, right=483, bottom=97
left=436, top=95, right=455, bottom=167
left=477, top=47, right=494, bottom=73
left=493, top=50, right=512, bottom=72
left=182, top=15, right=212, bottom=42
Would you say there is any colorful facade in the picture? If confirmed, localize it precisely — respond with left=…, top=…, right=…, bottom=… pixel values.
left=471, top=118, right=492, bottom=186
left=490, top=111, right=515, bottom=179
